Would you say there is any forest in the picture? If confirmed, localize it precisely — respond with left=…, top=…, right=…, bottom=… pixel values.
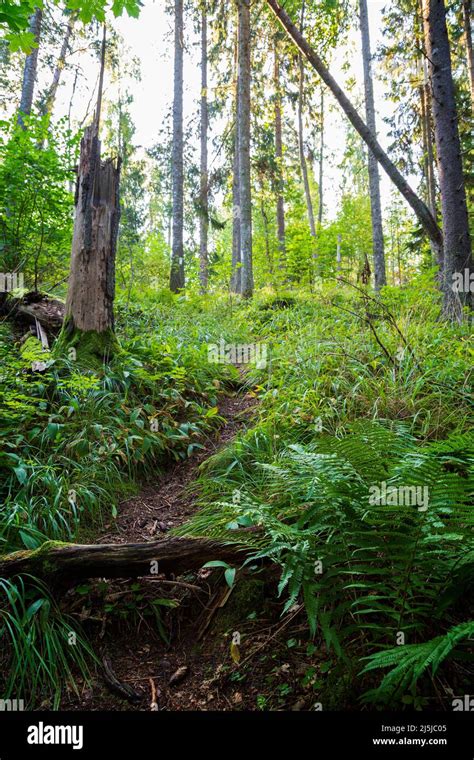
left=0, top=0, right=473, bottom=741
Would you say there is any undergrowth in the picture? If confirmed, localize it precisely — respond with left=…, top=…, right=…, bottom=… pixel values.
left=178, top=278, right=474, bottom=708
left=0, top=280, right=472, bottom=708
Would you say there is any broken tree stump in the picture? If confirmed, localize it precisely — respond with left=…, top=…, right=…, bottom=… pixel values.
left=0, top=537, right=250, bottom=580
left=58, top=119, right=121, bottom=362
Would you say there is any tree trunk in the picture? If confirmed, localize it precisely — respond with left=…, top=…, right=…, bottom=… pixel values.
left=62, top=122, right=121, bottom=360
left=231, top=29, right=242, bottom=294
left=419, top=67, right=441, bottom=266
left=39, top=11, right=76, bottom=120
left=419, top=72, right=437, bottom=221
left=0, top=537, right=250, bottom=580
left=199, top=3, right=209, bottom=293
left=317, top=87, right=324, bottom=229
left=237, top=0, right=253, bottom=298
left=18, top=7, right=43, bottom=127
left=422, top=0, right=473, bottom=318
left=417, top=0, right=441, bottom=266
left=274, top=38, right=286, bottom=270
left=170, top=0, right=185, bottom=292
left=462, top=0, right=474, bottom=106
left=261, top=198, right=274, bottom=277
left=359, top=0, right=386, bottom=290
left=264, top=0, right=443, bottom=254
left=297, top=1, right=316, bottom=246
left=298, top=59, right=316, bottom=240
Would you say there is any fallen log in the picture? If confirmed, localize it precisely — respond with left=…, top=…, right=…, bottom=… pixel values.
left=1, top=291, right=65, bottom=334
left=0, top=536, right=250, bottom=580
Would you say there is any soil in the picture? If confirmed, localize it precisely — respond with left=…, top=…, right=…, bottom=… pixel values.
left=60, top=389, right=322, bottom=713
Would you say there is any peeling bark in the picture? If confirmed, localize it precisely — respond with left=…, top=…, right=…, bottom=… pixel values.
left=62, top=121, right=121, bottom=356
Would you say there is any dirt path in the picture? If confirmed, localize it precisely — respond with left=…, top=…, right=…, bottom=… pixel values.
left=97, top=393, right=257, bottom=545
left=63, top=389, right=275, bottom=711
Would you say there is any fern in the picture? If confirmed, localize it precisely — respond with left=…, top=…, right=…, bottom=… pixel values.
left=360, top=621, right=474, bottom=705
left=178, top=420, right=473, bottom=705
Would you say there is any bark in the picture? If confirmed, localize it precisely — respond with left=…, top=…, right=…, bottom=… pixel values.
left=297, top=1, right=316, bottom=244
left=417, top=0, right=441, bottom=266
left=419, top=73, right=437, bottom=220
left=462, top=0, right=474, bottom=105
left=0, top=537, right=250, bottom=580
left=359, top=0, right=386, bottom=290
left=274, top=38, right=286, bottom=269
left=422, top=0, right=473, bottom=317
left=63, top=122, right=121, bottom=352
left=261, top=198, right=274, bottom=276
left=231, top=29, right=242, bottom=293
left=199, top=3, right=209, bottom=293
left=265, top=0, right=443, bottom=253
left=18, top=8, right=43, bottom=127
left=317, top=87, right=324, bottom=229
left=39, top=12, right=77, bottom=120
left=7, top=292, right=65, bottom=333
left=237, top=0, right=253, bottom=298
left=170, top=0, right=185, bottom=292
left=419, top=67, right=441, bottom=266
left=62, top=27, right=120, bottom=355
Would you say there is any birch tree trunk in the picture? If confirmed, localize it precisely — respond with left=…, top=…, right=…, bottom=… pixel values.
left=199, top=3, right=209, bottom=293
left=265, top=0, right=442, bottom=254
left=274, top=38, right=286, bottom=270
left=297, top=1, right=316, bottom=245
left=317, top=87, right=324, bottom=229
left=422, top=0, right=473, bottom=318
left=170, top=0, right=185, bottom=292
left=18, top=8, right=43, bottom=127
left=40, top=11, right=76, bottom=120
left=359, top=0, right=386, bottom=290
left=237, top=0, right=253, bottom=298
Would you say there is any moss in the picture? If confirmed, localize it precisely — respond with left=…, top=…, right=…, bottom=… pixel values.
left=214, top=578, right=265, bottom=635
left=55, top=319, right=119, bottom=368
left=0, top=540, right=72, bottom=575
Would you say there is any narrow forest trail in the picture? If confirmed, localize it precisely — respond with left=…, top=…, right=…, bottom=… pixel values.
left=62, top=388, right=271, bottom=712
left=96, top=393, right=257, bottom=546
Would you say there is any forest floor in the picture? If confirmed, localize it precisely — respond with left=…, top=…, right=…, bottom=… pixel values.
left=60, top=389, right=316, bottom=712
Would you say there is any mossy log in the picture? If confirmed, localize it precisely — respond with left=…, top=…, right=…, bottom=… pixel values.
left=0, top=537, right=249, bottom=580
left=0, top=292, right=65, bottom=333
